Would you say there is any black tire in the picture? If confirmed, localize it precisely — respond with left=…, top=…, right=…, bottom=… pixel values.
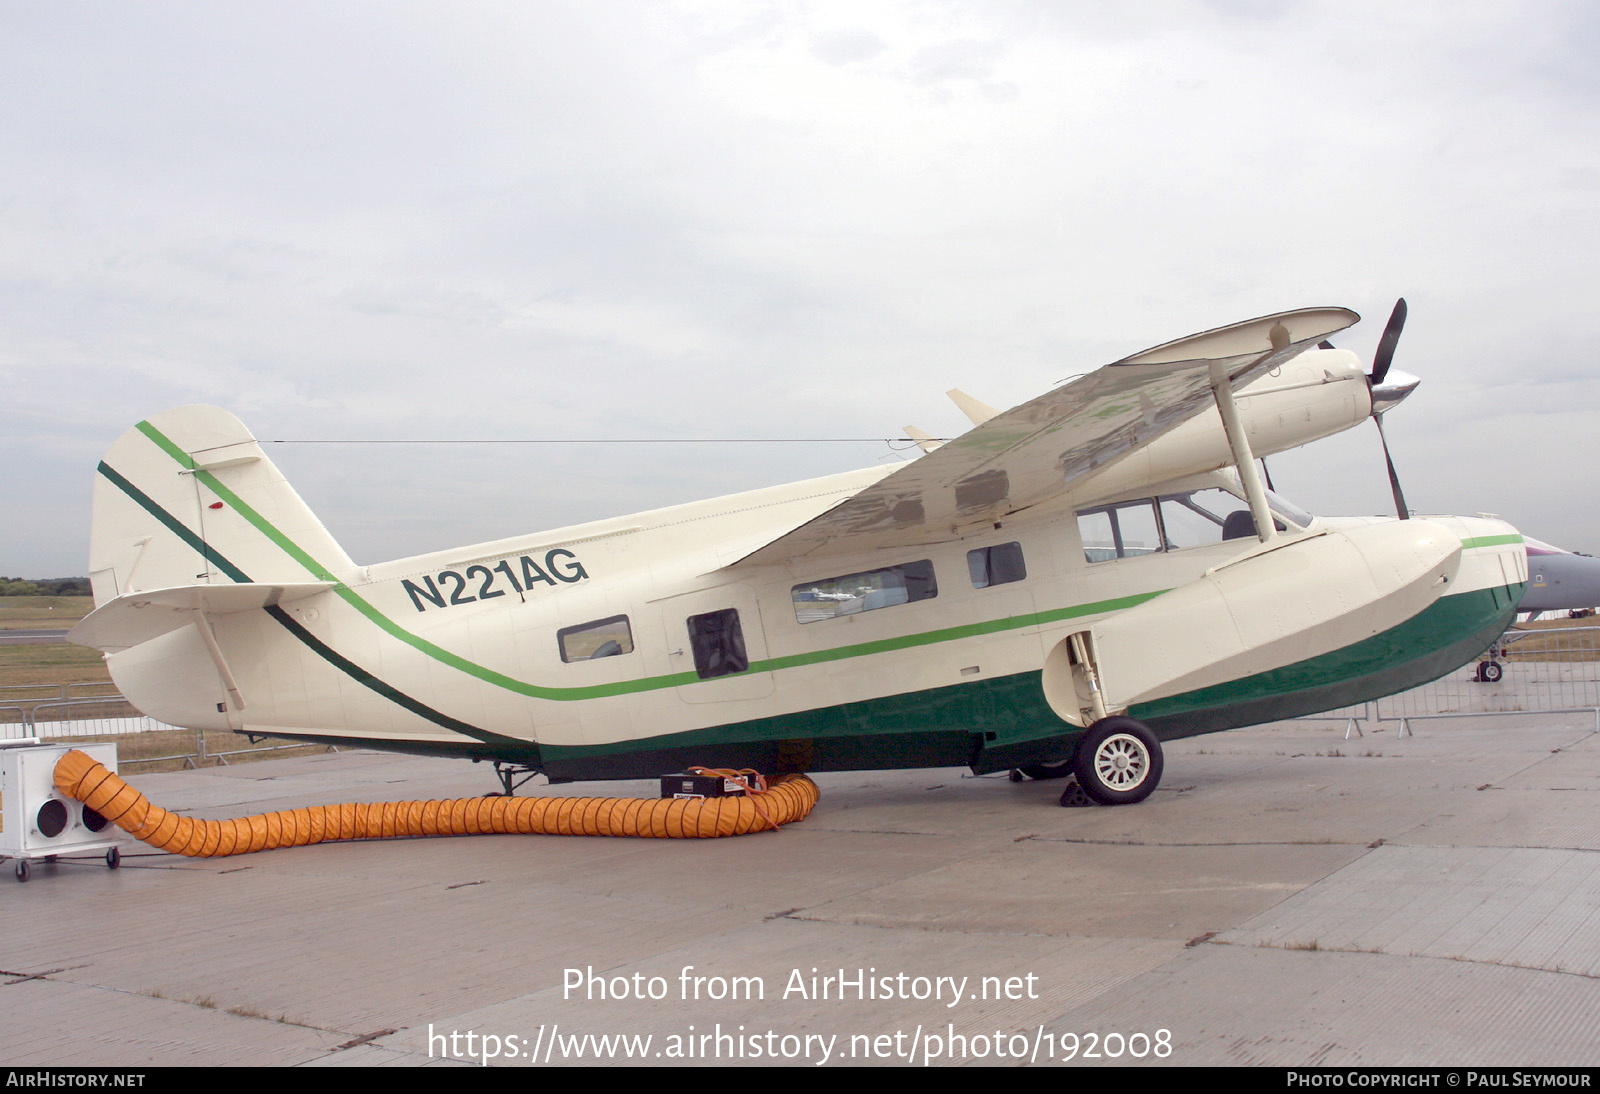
left=15, top=860, right=28, bottom=883
left=1072, top=717, right=1163, bottom=805
left=1019, top=759, right=1074, bottom=781
left=106, top=847, right=121, bottom=869
left=1482, top=661, right=1503, bottom=683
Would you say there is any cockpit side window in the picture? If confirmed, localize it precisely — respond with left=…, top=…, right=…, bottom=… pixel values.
left=1159, top=488, right=1272, bottom=547
left=1076, top=500, right=1160, bottom=562
left=1078, top=486, right=1306, bottom=561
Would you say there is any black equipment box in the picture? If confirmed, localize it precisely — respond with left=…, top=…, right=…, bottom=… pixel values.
left=660, top=773, right=751, bottom=799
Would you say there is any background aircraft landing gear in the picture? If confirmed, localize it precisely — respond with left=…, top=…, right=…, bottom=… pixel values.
left=1475, top=660, right=1503, bottom=683
left=1071, top=717, right=1163, bottom=806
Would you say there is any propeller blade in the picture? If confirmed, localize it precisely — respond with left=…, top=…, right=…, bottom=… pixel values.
left=1373, top=413, right=1409, bottom=520
left=1370, top=298, right=1408, bottom=386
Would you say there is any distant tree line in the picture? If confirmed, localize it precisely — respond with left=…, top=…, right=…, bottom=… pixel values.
left=0, top=577, right=91, bottom=596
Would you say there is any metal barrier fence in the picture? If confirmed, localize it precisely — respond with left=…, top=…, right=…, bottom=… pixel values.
left=31, top=698, right=179, bottom=737
left=0, top=683, right=68, bottom=705
left=65, top=680, right=122, bottom=700
left=2, top=688, right=329, bottom=766
left=1304, top=624, right=1600, bottom=735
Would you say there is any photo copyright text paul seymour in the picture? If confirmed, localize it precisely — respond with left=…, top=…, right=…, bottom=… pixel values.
left=428, top=964, right=1173, bottom=1065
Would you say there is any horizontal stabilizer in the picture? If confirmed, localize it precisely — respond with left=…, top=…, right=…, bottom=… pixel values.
left=70, top=582, right=335, bottom=652
left=1091, top=521, right=1461, bottom=709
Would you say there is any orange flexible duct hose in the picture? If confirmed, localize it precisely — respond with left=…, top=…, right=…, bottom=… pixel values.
left=52, top=749, right=819, bottom=858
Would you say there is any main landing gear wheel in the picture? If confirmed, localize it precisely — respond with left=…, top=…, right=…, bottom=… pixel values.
left=1019, top=758, right=1073, bottom=781
left=1476, top=661, right=1503, bottom=683
left=1072, top=717, right=1163, bottom=806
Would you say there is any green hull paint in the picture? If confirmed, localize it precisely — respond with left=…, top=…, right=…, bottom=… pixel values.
left=1130, top=579, right=1524, bottom=739
left=534, top=583, right=1521, bottom=781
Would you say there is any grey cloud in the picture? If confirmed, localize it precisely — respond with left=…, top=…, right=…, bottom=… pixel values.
left=909, top=39, right=1006, bottom=84
left=811, top=29, right=887, bottom=65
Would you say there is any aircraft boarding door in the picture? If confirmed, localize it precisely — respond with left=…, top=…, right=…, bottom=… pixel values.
left=659, top=584, right=775, bottom=705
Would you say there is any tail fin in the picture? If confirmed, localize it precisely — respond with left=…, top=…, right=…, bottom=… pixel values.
left=87, top=406, right=354, bottom=602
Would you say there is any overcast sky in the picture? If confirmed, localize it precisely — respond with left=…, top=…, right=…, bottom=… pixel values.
left=4, top=0, right=1598, bottom=577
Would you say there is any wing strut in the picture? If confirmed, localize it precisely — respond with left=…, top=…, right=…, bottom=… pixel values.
left=1208, top=322, right=1286, bottom=544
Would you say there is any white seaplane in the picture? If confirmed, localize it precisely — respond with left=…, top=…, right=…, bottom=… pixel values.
left=71, top=305, right=1527, bottom=805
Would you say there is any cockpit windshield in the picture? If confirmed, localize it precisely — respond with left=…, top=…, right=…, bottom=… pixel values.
left=1263, top=487, right=1314, bottom=530
left=1195, top=474, right=1316, bottom=535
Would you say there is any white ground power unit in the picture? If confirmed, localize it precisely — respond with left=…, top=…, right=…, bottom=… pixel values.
left=0, top=740, right=122, bottom=882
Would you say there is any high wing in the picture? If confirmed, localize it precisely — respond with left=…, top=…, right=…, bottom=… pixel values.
left=730, top=306, right=1358, bottom=568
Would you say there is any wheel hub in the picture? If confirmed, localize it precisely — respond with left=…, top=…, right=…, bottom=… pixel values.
left=1095, top=734, right=1150, bottom=789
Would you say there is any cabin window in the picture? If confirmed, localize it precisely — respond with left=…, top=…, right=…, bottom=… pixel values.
left=687, top=608, right=749, bottom=678
left=967, top=542, right=1026, bottom=588
left=558, top=615, right=635, bottom=663
left=791, top=560, right=938, bottom=623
